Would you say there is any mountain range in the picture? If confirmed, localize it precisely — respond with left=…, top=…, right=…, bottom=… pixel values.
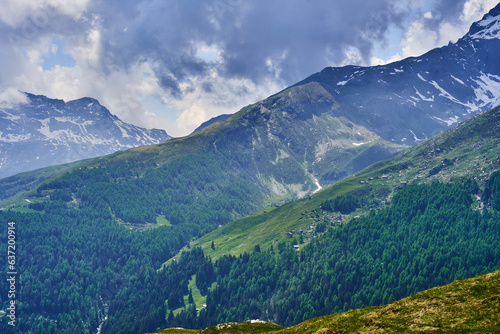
left=0, top=93, right=171, bottom=179
left=1, top=3, right=500, bottom=334
left=192, top=103, right=500, bottom=261
left=4, top=4, right=499, bottom=223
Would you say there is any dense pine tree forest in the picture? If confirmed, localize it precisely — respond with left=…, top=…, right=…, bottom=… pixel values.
left=155, top=178, right=500, bottom=329
left=0, top=199, right=193, bottom=333
left=196, top=179, right=500, bottom=327
left=36, top=149, right=263, bottom=228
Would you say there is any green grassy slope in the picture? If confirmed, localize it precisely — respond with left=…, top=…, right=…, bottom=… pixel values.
left=170, top=274, right=217, bottom=317
left=150, top=269, right=500, bottom=333
left=372, top=105, right=500, bottom=184
left=187, top=174, right=378, bottom=260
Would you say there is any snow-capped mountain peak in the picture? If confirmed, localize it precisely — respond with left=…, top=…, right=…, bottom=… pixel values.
left=0, top=93, right=172, bottom=179
left=291, top=4, right=500, bottom=146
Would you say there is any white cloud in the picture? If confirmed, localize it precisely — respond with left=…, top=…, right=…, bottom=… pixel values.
left=402, top=21, right=438, bottom=57
left=49, top=42, right=58, bottom=54
left=0, top=0, right=89, bottom=28
left=402, top=0, right=498, bottom=58
left=339, top=45, right=364, bottom=66
left=462, top=0, right=499, bottom=22
left=0, top=88, right=28, bottom=108
left=438, top=21, right=464, bottom=44
left=370, top=53, right=403, bottom=66
left=70, top=27, right=102, bottom=68
left=176, top=105, right=208, bottom=133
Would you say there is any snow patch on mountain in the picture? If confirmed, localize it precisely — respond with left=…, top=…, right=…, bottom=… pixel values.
left=432, top=115, right=460, bottom=126
left=1, top=110, right=21, bottom=122
left=429, top=80, right=467, bottom=106
left=471, top=72, right=500, bottom=110
left=417, top=73, right=428, bottom=82
left=114, top=119, right=133, bottom=139
left=470, top=13, right=500, bottom=40
left=450, top=75, right=466, bottom=85
left=414, top=87, right=434, bottom=102
left=0, top=131, right=32, bottom=143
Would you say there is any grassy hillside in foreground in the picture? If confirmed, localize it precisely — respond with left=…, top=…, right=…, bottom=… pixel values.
left=151, top=269, right=500, bottom=333
left=187, top=106, right=500, bottom=261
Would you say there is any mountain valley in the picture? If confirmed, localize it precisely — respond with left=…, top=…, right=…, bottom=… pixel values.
left=137, top=104, right=500, bottom=332
left=1, top=4, right=500, bottom=334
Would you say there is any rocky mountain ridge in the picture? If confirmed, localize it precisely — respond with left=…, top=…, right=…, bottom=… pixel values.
left=287, top=3, right=500, bottom=146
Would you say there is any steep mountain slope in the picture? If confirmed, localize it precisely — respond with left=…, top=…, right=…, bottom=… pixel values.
left=151, top=269, right=500, bottom=333
left=14, top=82, right=403, bottom=228
left=0, top=93, right=171, bottom=178
left=189, top=105, right=500, bottom=259
left=191, top=114, right=232, bottom=134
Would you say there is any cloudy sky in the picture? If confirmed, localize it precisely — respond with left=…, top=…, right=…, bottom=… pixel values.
left=0, top=0, right=498, bottom=137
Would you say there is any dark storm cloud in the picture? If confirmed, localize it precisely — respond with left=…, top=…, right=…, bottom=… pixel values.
left=218, top=0, right=405, bottom=82
left=87, top=0, right=413, bottom=95
left=419, top=0, right=469, bottom=31
left=89, top=0, right=216, bottom=92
